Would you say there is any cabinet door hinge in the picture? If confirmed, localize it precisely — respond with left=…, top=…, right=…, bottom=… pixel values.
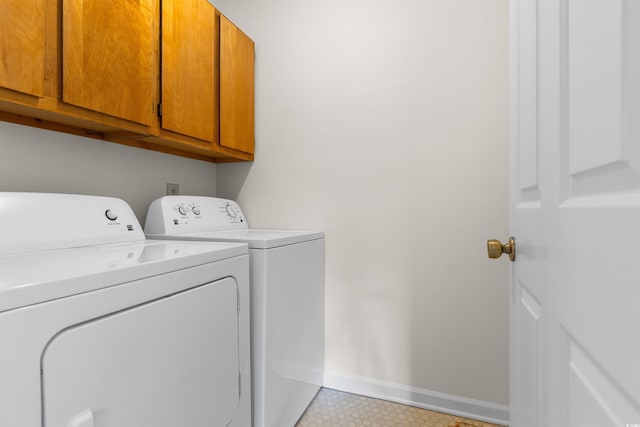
left=157, top=103, right=162, bottom=117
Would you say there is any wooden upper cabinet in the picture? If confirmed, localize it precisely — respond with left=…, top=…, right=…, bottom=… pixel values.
left=0, top=0, right=254, bottom=162
left=0, top=0, right=46, bottom=97
left=220, top=16, right=255, bottom=155
left=161, top=0, right=217, bottom=142
left=61, top=0, right=155, bottom=125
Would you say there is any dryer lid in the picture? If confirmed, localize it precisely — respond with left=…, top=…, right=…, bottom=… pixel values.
left=0, top=239, right=247, bottom=312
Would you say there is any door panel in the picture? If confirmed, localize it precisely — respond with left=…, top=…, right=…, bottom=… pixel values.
left=554, top=214, right=640, bottom=419
left=511, top=0, right=640, bottom=425
left=0, top=0, right=45, bottom=97
left=515, top=0, right=540, bottom=198
left=566, top=0, right=624, bottom=174
left=516, top=283, right=541, bottom=427
left=220, top=15, right=255, bottom=154
left=567, top=338, right=639, bottom=427
left=510, top=1, right=544, bottom=424
left=43, top=278, right=240, bottom=427
left=563, top=0, right=640, bottom=197
left=62, top=0, right=154, bottom=125
left=555, top=0, right=640, bottom=413
left=161, top=0, right=216, bottom=142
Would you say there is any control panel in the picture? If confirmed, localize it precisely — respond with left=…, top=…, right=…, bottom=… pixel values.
left=174, top=201, right=201, bottom=218
left=145, top=196, right=249, bottom=235
left=0, top=193, right=144, bottom=256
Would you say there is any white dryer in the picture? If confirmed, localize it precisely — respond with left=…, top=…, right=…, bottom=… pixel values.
left=145, top=196, right=324, bottom=427
left=0, top=193, right=251, bottom=427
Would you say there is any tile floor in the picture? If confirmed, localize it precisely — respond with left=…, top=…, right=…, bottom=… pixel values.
left=295, top=388, right=504, bottom=427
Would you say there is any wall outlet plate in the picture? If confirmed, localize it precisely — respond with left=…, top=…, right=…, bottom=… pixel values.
left=166, top=183, right=179, bottom=195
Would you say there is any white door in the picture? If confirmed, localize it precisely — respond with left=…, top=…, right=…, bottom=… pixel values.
left=509, top=0, right=640, bottom=426
left=43, top=279, right=240, bottom=427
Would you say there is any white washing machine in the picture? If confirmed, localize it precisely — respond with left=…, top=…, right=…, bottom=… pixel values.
left=0, top=193, right=252, bottom=427
left=145, top=196, right=324, bottom=427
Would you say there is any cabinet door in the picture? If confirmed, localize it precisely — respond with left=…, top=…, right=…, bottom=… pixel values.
left=220, top=16, right=255, bottom=154
left=62, top=0, right=154, bottom=125
left=161, top=0, right=216, bottom=142
left=0, top=0, right=45, bottom=97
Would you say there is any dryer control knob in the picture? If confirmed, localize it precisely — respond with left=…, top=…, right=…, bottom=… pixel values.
left=192, top=207, right=201, bottom=216
left=177, top=205, right=188, bottom=216
left=105, top=209, right=118, bottom=221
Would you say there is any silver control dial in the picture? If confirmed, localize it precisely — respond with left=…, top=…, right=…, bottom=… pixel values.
left=225, top=204, right=237, bottom=218
left=192, top=207, right=201, bottom=216
left=177, top=205, right=188, bottom=216
left=105, top=209, right=118, bottom=221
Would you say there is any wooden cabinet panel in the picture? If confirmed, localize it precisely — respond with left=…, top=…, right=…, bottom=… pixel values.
left=0, top=0, right=254, bottom=162
left=62, top=0, right=154, bottom=125
left=220, top=16, right=255, bottom=155
left=0, top=0, right=45, bottom=97
left=161, top=0, right=217, bottom=142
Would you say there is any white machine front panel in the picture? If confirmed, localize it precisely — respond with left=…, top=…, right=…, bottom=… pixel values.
left=0, top=193, right=145, bottom=256
left=145, top=196, right=248, bottom=235
left=42, top=278, right=240, bottom=427
left=253, top=239, right=325, bottom=427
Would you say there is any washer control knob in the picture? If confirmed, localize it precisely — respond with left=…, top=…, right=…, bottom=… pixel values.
left=105, top=209, right=118, bottom=221
left=192, top=207, right=201, bottom=216
left=225, top=204, right=237, bottom=218
left=177, top=205, right=188, bottom=216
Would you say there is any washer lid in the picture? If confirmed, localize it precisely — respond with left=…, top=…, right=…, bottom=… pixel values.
left=0, top=240, right=247, bottom=313
left=147, top=229, right=324, bottom=249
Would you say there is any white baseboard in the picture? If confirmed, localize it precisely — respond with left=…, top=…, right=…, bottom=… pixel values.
left=323, top=372, right=509, bottom=426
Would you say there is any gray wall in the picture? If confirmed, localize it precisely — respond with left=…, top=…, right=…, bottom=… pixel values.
left=215, top=0, right=510, bottom=409
left=0, top=122, right=217, bottom=223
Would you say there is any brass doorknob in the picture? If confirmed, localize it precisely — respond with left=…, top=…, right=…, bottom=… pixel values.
left=487, top=237, right=516, bottom=261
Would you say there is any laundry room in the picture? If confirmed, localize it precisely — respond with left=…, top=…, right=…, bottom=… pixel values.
left=2, top=0, right=508, bottom=426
